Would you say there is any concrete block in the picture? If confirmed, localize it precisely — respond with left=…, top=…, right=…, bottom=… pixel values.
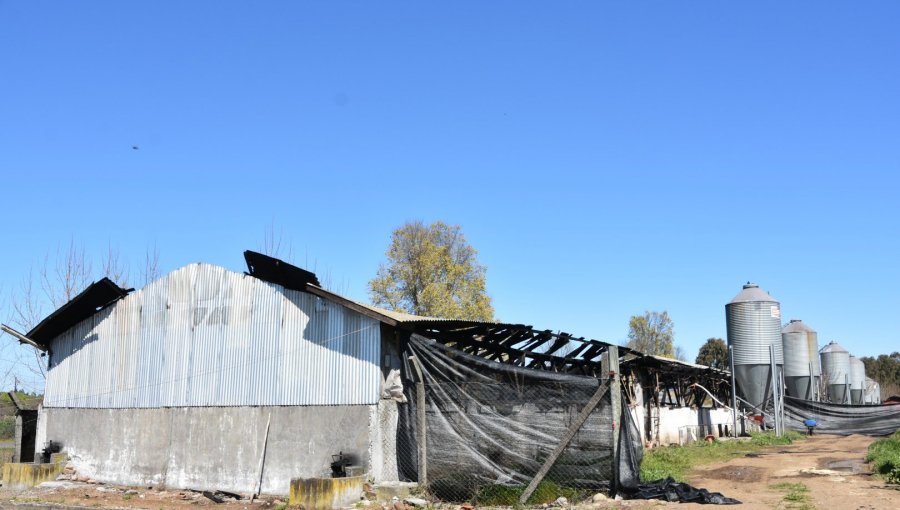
left=373, top=481, right=418, bottom=501
left=289, top=475, right=365, bottom=510
left=1, top=462, right=65, bottom=491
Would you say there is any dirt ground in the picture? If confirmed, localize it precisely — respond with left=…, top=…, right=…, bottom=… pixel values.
left=674, top=434, right=900, bottom=510
left=0, top=434, right=897, bottom=510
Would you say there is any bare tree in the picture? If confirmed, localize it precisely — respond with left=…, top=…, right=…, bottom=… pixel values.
left=101, top=243, right=129, bottom=288
left=4, top=240, right=159, bottom=385
left=262, top=221, right=293, bottom=261
left=40, top=239, right=92, bottom=308
left=142, top=244, right=161, bottom=286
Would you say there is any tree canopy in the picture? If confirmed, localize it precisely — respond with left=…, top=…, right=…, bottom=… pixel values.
left=626, top=310, right=674, bottom=357
left=368, top=221, right=494, bottom=321
left=696, top=337, right=729, bottom=369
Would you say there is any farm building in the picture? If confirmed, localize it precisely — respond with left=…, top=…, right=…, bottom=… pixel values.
left=18, top=251, right=733, bottom=499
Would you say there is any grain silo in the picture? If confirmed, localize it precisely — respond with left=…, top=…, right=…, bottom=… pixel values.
left=726, top=283, right=783, bottom=410
left=781, top=320, right=813, bottom=399
left=849, top=356, right=866, bottom=404
left=820, top=341, right=850, bottom=404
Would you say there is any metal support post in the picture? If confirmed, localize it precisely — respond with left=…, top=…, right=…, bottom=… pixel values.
left=729, top=345, right=738, bottom=438
left=769, top=344, right=781, bottom=437
left=408, top=355, right=428, bottom=487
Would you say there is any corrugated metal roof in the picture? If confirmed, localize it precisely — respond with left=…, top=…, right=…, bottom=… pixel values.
left=26, top=278, right=132, bottom=349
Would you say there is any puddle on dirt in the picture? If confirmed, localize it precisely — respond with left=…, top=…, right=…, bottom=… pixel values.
left=703, top=465, right=765, bottom=482
left=820, top=458, right=868, bottom=474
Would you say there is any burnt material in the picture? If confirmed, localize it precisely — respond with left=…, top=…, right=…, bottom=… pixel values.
left=244, top=250, right=321, bottom=290
left=26, top=278, right=131, bottom=349
left=40, top=440, right=62, bottom=463
left=330, top=451, right=356, bottom=478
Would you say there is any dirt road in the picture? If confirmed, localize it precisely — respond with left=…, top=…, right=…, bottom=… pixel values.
left=676, top=434, right=899, bottom=509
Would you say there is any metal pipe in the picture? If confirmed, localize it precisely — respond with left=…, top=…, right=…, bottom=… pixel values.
left=0, top=324, right=44, bottom=351
left=770, top=344, right=781, bottom=436
left=729, top=345, right=738, bottom=438
left=808, top=362, right=815, bottom=401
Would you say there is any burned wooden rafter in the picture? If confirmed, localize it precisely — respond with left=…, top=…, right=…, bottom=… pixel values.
left=401, top=321, right=627, bottom=375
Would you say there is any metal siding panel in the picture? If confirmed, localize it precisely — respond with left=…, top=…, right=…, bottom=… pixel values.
left=43, top=263, right=381, bottom=408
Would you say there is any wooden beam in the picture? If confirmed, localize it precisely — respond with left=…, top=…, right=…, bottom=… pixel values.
left=518, top=378, right=611, bottom=505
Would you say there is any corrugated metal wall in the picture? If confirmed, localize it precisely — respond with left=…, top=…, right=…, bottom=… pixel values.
left=43, top=264, right=382, bottom=408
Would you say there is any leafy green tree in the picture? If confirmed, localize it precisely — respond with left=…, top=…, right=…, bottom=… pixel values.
left=696, top=337, right=729, bottom=369
left=368, top=221, right=494, bottom=321
left=626, top=310, right=674, bottom=357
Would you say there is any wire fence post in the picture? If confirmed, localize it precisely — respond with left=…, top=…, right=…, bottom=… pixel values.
left=408, top=355, right=427, bottom=487
left=608, top=345, right=621, bottom=497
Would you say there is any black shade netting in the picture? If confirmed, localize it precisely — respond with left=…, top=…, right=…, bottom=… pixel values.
left=784, top=396, right=900, bottom=436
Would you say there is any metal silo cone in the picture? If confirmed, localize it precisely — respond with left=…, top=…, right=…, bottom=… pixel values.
left=726, top=283, right=783, bottom=410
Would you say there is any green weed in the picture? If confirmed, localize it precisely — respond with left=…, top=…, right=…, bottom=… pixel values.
left=865, top=429, right=900, bottom=484
left=640, top=431, right=803, bottom=482
left=474, top=480, right=582, bottom=506
left=770, top=481, right=814, bottom=509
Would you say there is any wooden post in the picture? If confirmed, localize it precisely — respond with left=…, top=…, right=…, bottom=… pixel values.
left=608, top=345, right=621, bottom=496
left=408, top=355, right=427, bottom=487
left=518, top=379, right=611, bottom=505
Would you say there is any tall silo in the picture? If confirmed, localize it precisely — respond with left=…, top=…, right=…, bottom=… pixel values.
left=782, top=320, right=813, bottom=399
left=849, top=356, right=866, bottom=404
left=726, top=283, right=783, bottom=410
left=820, top=341, right=850, bottom=403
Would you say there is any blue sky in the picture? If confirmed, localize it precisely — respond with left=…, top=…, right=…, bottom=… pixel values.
left=1, top=1, right=898, bottom=392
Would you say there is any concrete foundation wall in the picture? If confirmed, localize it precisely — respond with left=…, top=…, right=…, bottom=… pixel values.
left=43, top=406, right=376, bottom=495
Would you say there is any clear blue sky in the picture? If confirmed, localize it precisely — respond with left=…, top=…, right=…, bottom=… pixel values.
left=2, top=1, right=898, bottom=392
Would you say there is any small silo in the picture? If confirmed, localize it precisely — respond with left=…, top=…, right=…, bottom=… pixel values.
left=726, top=282, right=783, bottom=409
left=864, top=378, right=878, bottom=405
left=849, top=356, right=866, bottom=404
left=820, top=341, right=850, bottom=403
left=782, top=320, right=813, bottom=399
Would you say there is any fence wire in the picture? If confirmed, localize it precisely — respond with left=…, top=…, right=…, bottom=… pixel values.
left=399, top=335, right=619, bottom=504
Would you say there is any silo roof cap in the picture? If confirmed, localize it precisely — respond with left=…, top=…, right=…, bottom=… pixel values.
left=820, top=341, right=848, bottom=354
left=782, top=319, right=814, bottom=334
left=728, top=282, right=778, bottom=304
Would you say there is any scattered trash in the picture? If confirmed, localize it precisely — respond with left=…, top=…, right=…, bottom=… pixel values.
left=403, top=497, right=428, bottom=507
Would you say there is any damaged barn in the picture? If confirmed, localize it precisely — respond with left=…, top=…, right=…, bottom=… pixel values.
left=10, top=252, right=736, bottom=501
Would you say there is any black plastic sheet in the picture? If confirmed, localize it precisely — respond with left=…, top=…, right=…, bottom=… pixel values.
left=627, top=477, right=741, bottom=505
